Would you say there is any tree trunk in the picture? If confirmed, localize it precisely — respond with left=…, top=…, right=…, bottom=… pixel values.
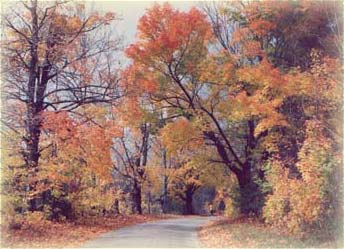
left=236, top=119, right=262, bottom=215
left=25, top=111, right=41, bottom=169
left=24, top=0, right=51, bottom=211
left=113, top=199, right=120, bottom=215
left=147, top=191, right=151, bottom=214
left=185, top=186, right=194, bottom=215
left=132, top=180, right=142, bottom=214
left=204, top=129, right=262, bottom=216
left=25, top=110, right=42, bottom=211
left=141, top=123, right=149, bottom=168
left=236, top=161, right=261, bottom=216
left=161, top=149, right=168, bottom=213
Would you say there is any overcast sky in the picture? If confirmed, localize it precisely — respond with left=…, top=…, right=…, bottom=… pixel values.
left=1, top=1, right=200, bottom=64
left=91, top=1, right=198, bottom=45
left=2, top=1, right=198, bottom=44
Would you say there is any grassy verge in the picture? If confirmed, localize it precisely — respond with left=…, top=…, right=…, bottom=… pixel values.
left=1, top=214, right=177, bottom=248
left=198, top=217, right=342, bottom=248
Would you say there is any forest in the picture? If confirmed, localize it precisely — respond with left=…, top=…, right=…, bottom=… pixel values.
left=1, top=0, right=342, bottom=247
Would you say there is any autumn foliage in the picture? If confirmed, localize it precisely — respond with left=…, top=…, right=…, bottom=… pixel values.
left=1, top=0, right=342, bottom=245
left=125, top=0, right=342, bottom=236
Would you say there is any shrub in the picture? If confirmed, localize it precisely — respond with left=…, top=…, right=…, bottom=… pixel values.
left=263, top=121, right=341, bottom=236
left=24, top=211, right=47, bottom=225
left=224, top=198, right=240, bottom=218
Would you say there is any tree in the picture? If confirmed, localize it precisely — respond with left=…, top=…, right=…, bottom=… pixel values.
left=112, top=123, right=151, bottom=214
left=2, top=0, right=122, bottom=210
left=125, top=1, right=342, bottom=217
left=39, top=107, right=121, bottom=218
left=262, top=51, right=342, bottom=234
left=160, top=117, right=225, bottom=215
left=125, top=3, right=280, bottom=214
left=203, top=0, right=342, bottom=233
left=144, top=136, right=170, bottom=214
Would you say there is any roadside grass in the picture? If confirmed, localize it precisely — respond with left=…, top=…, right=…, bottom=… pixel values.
left=1, top=214, right=177, bottom=248
left=198, top=217, right=342, bottom=248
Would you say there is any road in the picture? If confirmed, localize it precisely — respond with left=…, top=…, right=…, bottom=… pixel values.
left=82, top=216, right=216, bottom=248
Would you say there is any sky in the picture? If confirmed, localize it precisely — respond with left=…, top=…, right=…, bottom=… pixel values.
left=2, top=1, right=199, bottom=45
left=1, top=1, right=200, bottom=65
left=89, top=1, right=198, bottom=45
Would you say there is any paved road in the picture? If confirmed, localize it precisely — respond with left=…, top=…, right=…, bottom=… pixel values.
left=82, top=216, right=216, bottom=248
